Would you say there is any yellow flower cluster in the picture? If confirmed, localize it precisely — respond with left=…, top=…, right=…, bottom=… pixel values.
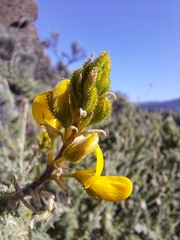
left=32, top=52, right=132, bottom=202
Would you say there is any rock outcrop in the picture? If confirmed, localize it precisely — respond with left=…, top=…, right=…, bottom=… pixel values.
left=0, top=0, right=50, bottom=79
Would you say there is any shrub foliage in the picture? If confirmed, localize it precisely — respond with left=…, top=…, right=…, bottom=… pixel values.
left=0, top=18, right=179, bottom=240
left=0, top=63, right=180, bottom=239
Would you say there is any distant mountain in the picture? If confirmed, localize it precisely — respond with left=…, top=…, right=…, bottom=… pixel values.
left=138, top=98, right=180, bottom=112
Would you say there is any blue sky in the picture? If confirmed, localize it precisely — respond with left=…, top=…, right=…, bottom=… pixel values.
left=35, top=0, right=180, bottom=102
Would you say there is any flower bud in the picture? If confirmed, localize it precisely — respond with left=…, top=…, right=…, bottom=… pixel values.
left=47, top=80, right=72, bottom=128
left=82, top=67, right=97, bottom=92
left=89, top=97, right=112, bottom=126
left=63, top=133, right=99, bottom=164
left=93, top=51, right=111, bottom=96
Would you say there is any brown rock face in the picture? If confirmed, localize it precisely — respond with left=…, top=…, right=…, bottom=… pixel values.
left=0, top=0, right=38, bottom=28
left=0, top=0, right=50, bottom=79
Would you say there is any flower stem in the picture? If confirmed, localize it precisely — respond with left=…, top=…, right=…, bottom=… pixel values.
left=7, top=143, right=67, bottom=211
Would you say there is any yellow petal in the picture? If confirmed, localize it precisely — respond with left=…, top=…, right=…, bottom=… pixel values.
left=72, top=145, right=104, bottom=188
left=32, top=90, right=54, bottom=126
left=89, top=176, right=133, bottom=202
left=93, top=145, right=104, bottom=177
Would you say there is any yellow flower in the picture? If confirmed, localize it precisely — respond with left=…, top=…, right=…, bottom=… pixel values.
left=32, top=79, right=73, bottom=134
left=67, top=146, right=132, bottom=202
left=32, top=90, right=60, bottom=130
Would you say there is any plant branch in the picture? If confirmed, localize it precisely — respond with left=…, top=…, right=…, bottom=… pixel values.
left=6, top=143, right=67, bottom=211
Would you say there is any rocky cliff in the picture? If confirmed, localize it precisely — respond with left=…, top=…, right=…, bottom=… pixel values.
left=0, top=0, right=50, bottom=80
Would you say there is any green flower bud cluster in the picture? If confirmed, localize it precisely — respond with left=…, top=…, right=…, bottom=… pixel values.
left=46, top=51, right=113, bottom=131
